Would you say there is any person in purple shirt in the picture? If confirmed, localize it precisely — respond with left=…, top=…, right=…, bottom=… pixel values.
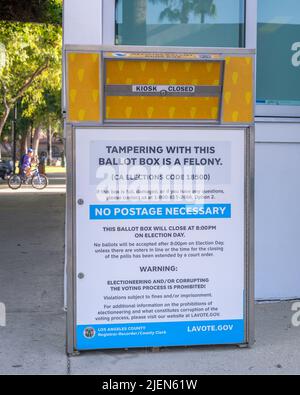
left=21, top=148, right=34, bottom=177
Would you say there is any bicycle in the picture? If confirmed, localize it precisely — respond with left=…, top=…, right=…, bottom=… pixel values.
left=8, top=167, right=49, bottom=190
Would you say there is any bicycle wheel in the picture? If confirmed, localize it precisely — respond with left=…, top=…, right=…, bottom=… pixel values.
left=32, top=174, right=49, bottom=190
left=8, top=174, right=22, bottom=190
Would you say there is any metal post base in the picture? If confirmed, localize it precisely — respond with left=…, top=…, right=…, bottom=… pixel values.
left=68, top=350, right=81, bottom=357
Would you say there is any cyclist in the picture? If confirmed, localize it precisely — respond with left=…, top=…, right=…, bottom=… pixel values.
left=21, top=148, right=34, bottom=178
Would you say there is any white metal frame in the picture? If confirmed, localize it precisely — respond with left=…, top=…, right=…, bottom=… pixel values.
left=245, top=0, right=257, bottom=50
left=63, top=0, right=103, bottom=46
left=102, top=0, right=115, bottom=45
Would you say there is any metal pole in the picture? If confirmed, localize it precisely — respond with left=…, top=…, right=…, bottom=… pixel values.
left=30, top=124, right=33, bottom=149
left=47, top=126, right=52, bottom=166
left=12, top=105, right=17, bottom=175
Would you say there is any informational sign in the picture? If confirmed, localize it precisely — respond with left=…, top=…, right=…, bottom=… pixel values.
left=75, top=127, right=246, bottom=350
left=132, top=85, right=196, bottom=94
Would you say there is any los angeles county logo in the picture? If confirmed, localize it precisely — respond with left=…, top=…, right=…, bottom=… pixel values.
left=84, top=327, right=96, bottom=339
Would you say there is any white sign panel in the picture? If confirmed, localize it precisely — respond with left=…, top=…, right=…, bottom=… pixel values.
left=75, top=128, right=245, bottom=350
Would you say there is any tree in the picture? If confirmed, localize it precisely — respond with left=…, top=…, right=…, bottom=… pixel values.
left=151, top=0, right=191, bottom=24
left=22, top=86, right=62, bottom=161
left=0, top=20, right=62, bottom=142
left=0, top=0, right=62, bottom=24
left=194, top=0, right=217, bottom=24
left=150, top=0, right=216, bottom=24
left=121, top=0, right=217, bottom=44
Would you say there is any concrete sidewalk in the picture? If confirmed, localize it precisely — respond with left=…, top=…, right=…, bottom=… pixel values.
left=0, top=184, right=299, bottom=375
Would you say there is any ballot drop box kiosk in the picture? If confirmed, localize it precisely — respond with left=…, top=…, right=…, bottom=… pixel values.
left=65, top=47, right=255, bottom=354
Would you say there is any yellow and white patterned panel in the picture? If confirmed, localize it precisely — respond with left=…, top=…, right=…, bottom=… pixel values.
left=106, top=97, right=219, bottom=121
left=222, top=57, right=254, bottom=124
left=105, top=60, right=221, bottom=121
left=106, top=60, right=221, bottom=85
left=67, top=53, right=100, bottom=123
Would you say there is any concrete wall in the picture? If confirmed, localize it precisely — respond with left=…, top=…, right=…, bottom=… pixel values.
left=63, top=0, right=103, bottom=46
left=255, top=122, right=300, bottom=299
